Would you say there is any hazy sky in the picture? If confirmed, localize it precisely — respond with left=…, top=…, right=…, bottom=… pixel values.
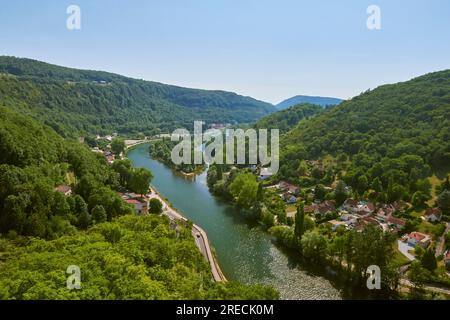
left=1, top=0, right=450, bottom=104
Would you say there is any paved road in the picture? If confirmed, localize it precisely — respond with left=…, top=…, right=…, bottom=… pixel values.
left=398, top=240, right=415, bottom=261
left=400, top=278, right=450, bottom=295
left=148, top=190, right=227, bottom=282
left=436, top=222, right=450, bottom=257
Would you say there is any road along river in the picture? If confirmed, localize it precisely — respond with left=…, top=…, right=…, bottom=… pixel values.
left=127, top=143, right=342, bottom=300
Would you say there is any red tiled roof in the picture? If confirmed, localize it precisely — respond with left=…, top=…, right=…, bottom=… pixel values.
left=304, top=205, right=317, bottom=213
left=425, top=207, right=442, bottom=217
left=344, top=199, right=358, bottom=207
left=409, top=232, right=428, bottom=241
left=55, top=185, right=71, bottom=193
left=387, top=216, right=406, bottom=227
left=445, top=251, right=450, bottom=260
left=126, top=199, right=142, bottom=205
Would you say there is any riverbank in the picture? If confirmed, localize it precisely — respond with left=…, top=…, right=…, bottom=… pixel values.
left=125, top=143, right=227, bottom=282
left=148, top=187, right=227, bottom=282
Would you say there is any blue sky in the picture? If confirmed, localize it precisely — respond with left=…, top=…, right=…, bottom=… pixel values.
left=1, top=0, right=449, bottom=104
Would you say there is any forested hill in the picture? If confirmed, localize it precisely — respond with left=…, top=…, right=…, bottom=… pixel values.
left=0, top=104, right=277, bottom=300
left=279, top=70, right=450, bottom=197
left=0, top=56, right=275, bottom=137
left=276, top=95, right=343, bottom=110
left=254, top=103, right=323, bottom=134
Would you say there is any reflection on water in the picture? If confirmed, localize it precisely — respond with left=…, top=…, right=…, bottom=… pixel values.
left=127, top=144, right=342, bottom=300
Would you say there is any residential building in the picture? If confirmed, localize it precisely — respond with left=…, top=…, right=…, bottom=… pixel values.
left=407, top=232, right=431, bottom=248
left=328, top=219, right=346, bottom=231
left=445, top=251, right=450, bottom=270
left=386, top=216, right=406, bottom=230
left=279, top=181, right=300, bottom=195
left=259, top=168, right=273, bottom=181
left=55, top=185, right=72, bottom=196
left=282, top=192, right=297, bottom=204
left=126, top=198, right=148, bottom=214
left=424, top=208, right=442, bottom=223
left=342, top=198, right=358, bottom=212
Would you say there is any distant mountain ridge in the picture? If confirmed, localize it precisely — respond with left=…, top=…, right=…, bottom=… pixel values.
left=276, top=95, right=343, bottom=110
left=0, top=56, right=276, bottom=137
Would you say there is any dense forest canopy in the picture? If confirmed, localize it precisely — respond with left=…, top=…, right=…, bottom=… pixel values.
left=254, top=103, right=324, bottom=134
left=0, top=215, right=278, bottom=300
left=0, top=56, right=275, bottom=137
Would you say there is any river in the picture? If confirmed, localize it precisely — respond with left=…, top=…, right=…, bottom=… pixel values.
left=127, top=143, right=342, bottom=300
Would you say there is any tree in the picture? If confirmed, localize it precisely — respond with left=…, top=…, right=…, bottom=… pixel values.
left=300, top=231, right=328, bottom=262
left=52, top=192, right=71, bottom=218
left=387, top=182, right=405, bottom=203
left=74, top=195, right=89, bottom=217
left=111, top=138, right=125, bottom=156
left=229, top=173, right=258, bottom=210
left=420, top=248, right=437, bottom=271
left=149, top=198, right=163, bottom=214
left=91, top=205, right=107, bottom=223
left=371, top=177, right=383, bottom=192
left=256, top=183, right=264, bottom=202
left=357, top=175, right=369, bottom=195
left=334, top=180, right=348, bottom=206
left=294, top=203, right=305, bottom=250
left=130, top=168, right=153, bottom=196
left=77, top=210, right=91, bottom=229
left=314, top=184, right=326, bottom=201
left=112, top=159, right=133, bottom=187
left=411, top=191, right=430, bottom=208
left=437, top=190, right=450, bottom=215
left=409, top=261, right=431, bottom=288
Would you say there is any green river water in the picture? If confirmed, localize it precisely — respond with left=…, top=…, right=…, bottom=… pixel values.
left=127, top=143, right=342, bottom=300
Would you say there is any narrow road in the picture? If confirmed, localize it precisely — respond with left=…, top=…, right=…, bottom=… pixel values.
left=435, top=222, right=450, bottom=257
left=148, top=189, right=227, bottom=282
left=399, top=278, right=450, bottom=295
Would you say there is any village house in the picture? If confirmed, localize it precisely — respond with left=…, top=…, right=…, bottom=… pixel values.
left=282, top=192, right=297, bottom=204
left=278, top=181, right=300, bottom=195
left=339, top=214, right=359, bottom=229
left=342, top=199, right=358, bottom=212
left=103, top=150, right=115, bottom=164
left=340, top=213, right=358, bottom=223
left=354, top=216, right=381, bottom=232
left=328, top=219, right=347, bottom=231
left=119, top=192, right=150, bottom=214
left=392, top=200, right=408, bottom=212
left=376, top=204, right=396, bottom=221
left=55, top=184, right=72, bottom=196
left=424, top=208, right=442, bottom=223
left=407, top=231, right=431, bottom=248
left=445, top=251, right=450, bottom=270
left=259, top=168, right=273, bottom=181
left=125, top=198, right=148, bottom=214
left=386, top=216, right=406, bottom=231
left=304, top=204, right=318, bottom=215
left=305, top=200, right=336, bottom=217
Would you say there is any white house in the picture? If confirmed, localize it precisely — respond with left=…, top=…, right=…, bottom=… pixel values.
left=259, top=168, right=273, bottom=181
